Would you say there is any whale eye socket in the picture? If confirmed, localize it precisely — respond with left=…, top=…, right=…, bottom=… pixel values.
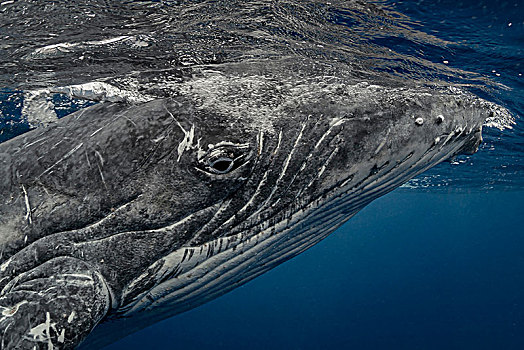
left=198, top=144, right=251, bottom=175
left=209, top=156, right=235, bottom=174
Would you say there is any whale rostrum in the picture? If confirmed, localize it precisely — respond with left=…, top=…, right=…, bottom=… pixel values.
left=0, top=67, right=493, bottom=349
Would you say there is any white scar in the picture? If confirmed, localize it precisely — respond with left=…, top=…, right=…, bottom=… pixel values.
left=21, top=185, right=32, bottom=225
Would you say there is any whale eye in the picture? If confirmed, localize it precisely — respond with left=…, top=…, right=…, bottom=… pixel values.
left=209, top=156, right=234, bottom=174
left=198, top=143, right=251, bottom=175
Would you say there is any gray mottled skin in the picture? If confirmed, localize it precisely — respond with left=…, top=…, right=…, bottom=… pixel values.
left=0, top=58, right=492, bottom=349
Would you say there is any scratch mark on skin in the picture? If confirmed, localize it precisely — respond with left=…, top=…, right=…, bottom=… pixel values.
left=21, top=185, right=32, bottom=225
left=317, top=146, right=339, bottom=178
left=258, top=131, right=264, bottom=156
left=152, top=135, right=166, bottom=143
left=164, top=106, right=195, bottom=161
left=22, top=137, right=47, bottom=149
left=85, top=149, right=91, bottom=168
left=94, top=150, right=104, bottom=166
left=212, top=129, right=281, bottom=235
left=273, top=129, right=282, bottom=156
left=51, top=140, right=63, bottom=149
left=123, top=115, right=137, bottom=127
left=55, top=273, right=94, bottom=281
left=260, top=122, right=306, bottom=212
left=90, top=126, right=104, bottom=137
left=97, top=162, right=108, bottom=190
left=94, top=150, right=108, bottom=189
left=374, top=127, right=391, bottom=155
left=22, top=185, right=33, bottom=226
left=292, top=118, right=347, bottom=198
left=38, top=143, right=84, bottom=179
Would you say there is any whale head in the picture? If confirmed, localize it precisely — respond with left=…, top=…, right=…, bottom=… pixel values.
left=0, top=67, right=493, bottom=348
left=100, top=72, right=490, bottom=324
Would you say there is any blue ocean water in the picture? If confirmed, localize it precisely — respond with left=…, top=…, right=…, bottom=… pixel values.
left=0, top=0, right=523, bottom=349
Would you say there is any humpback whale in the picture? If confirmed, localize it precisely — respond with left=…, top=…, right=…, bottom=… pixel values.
left=0, top=1, right=500, bottom=349
left=0, top=65, right=491, bottom=348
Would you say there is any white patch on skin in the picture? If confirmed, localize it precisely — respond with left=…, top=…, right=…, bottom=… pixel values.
left=67, top=311, right=75, bottom=323
left=28, top=312, right=55, bottom=349
left=57, top=329, right=65, bottom=343
left=0, top=300, right=28, bottom=317
left=258, top=131, right=264, bottom=156
left=273, top=129, right=282, bottom=156
left=21, top=185, right=32, bottom=225
left=374, top=128, right=391, bottom=155
left=176, top=124, right=195, bottom=162
left=164, top=107, right=196, bottom=161
left=0, top=258, right=11, bottom=272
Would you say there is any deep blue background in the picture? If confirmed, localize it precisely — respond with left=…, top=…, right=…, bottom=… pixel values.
left=105, top=190, right=524, bottom=349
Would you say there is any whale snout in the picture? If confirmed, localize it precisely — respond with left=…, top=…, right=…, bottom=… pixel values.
left=305, top=87, right=494, bottom=210
left=400, top=90, right=492, bottom=160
